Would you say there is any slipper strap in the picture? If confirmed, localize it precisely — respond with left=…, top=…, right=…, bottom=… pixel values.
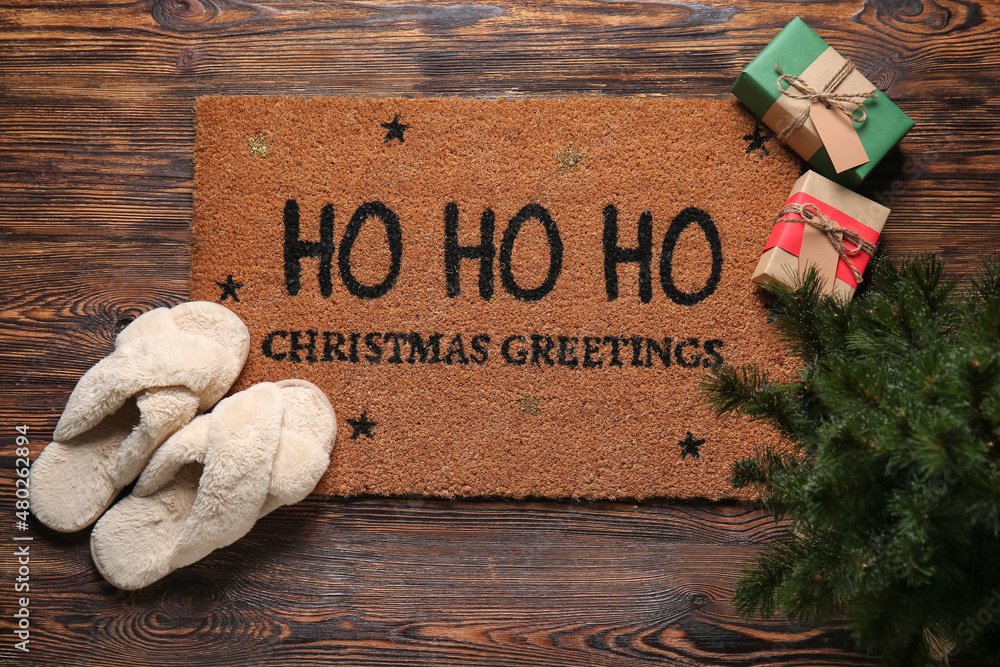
left=53, top=331, right=244, bottom=442
left=132, top=413, right=214, bottom=496
left=255, top=427, right=333, bottom=518
left=165, top=383, right=284, bottom=570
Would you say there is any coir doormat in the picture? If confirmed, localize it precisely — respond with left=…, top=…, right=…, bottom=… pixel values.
left=191, top=96, right=801, bottom=500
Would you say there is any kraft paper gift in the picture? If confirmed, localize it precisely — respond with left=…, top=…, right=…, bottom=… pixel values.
left=732, top=17, right=914, bottom=187
left=752, top=170, right=890, bottom=301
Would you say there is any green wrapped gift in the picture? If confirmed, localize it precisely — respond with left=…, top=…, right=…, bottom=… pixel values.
left=731, top=17, right=914, bottom=188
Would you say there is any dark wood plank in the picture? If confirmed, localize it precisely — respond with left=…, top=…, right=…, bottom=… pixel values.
left=1, top=494, right=878, bottom=666
left=1, top=0, right=998, bottom=663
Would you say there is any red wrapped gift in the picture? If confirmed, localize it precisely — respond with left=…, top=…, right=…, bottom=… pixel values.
left=752, top=170, right=889, bottom=300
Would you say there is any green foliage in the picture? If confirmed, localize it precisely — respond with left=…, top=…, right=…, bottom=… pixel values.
left=702, top=255, right=1000, bottom=666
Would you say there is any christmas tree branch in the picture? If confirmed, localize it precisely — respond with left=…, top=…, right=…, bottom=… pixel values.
left=702, top=255, right=1000, bottom=666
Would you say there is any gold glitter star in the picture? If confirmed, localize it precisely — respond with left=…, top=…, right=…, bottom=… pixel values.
left=517, top=395, right=540, bottom=415
left=554, top=144, right=586, bottom=172
left=248, top=133, right=274, bottom=158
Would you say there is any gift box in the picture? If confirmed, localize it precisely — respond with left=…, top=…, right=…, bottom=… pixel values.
left=731, top=17, right=914, bottom=187
left=752, top=170, right=889, bottom=301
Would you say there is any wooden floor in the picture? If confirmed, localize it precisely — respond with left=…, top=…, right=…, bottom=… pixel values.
left=2, top=0, right=999, bottom=664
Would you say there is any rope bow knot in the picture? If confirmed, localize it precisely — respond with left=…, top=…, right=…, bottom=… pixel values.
left=777, top=202, right=876, bottom=284
left=775, top=61, right=877, bottom=144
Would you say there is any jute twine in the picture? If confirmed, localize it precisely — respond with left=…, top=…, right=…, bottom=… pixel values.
left=775, top=60, right=877, bottom=144
left=777, top=202, right=876, bottom=283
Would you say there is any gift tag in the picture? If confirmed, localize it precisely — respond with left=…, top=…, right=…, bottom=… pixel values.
left=810, top=101, right=869, bottom=173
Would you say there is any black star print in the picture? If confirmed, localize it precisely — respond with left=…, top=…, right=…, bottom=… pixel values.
left=743, top=124, right=770, bottom=155
left=346, top=411, right=377, bottom=439
left=216, top=274, right=243, bottom=302
left=381, top=116, right=409, bottom=143
left=678, top=431, right=705, bottom=459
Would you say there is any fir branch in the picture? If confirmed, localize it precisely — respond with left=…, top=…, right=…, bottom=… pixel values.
left=729, top=444, right=796, bottom=493
left=702, top=255, right=1000, bottom=666
left=700, top=364, right=774, bottom=416
left=701, top=364, right=817, bottom=441
left=764, top=268, right=852, bottom=363
left=732, top=536, right=802, bottom=619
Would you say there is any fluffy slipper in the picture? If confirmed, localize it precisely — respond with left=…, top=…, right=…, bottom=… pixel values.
left=90, top=380, right=336, bottom=590
left=30, top=302, right=250, bottom=533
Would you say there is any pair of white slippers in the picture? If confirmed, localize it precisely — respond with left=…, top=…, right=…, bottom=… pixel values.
left=29, top=302, right=337, bottom=590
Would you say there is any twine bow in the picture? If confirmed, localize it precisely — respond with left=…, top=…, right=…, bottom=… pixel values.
left=777, top=202, right=876, bottom=283
left=775, top=61, right=877, bottom=144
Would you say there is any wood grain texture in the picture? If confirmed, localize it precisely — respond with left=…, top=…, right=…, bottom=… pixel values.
left=1, top=0, right=998, bottom=663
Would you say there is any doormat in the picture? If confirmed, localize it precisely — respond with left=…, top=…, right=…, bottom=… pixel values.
left=191, top=96, right=801, bottom=500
